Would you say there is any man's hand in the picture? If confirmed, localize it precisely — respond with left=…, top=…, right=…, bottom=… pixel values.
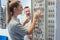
left=23, top=17, right=30, bottom=26
left=25, top=17, right=30, bottom=24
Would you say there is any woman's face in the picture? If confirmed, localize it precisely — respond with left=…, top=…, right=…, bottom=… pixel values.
left=17, top=3, right=23, bottom=14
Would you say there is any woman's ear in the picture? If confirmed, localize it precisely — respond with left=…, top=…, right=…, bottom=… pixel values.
left=14, top=7, right=17, bottom=12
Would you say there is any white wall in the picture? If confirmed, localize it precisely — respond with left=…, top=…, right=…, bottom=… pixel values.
left=56, top=0, right=60, bottom=40
left=19, top=0, right=31, bottom=8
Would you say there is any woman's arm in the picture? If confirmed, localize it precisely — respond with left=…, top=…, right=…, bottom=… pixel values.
left=27, top=11, right=42, bottom=35
left=27, top=18, right=36, bottom=35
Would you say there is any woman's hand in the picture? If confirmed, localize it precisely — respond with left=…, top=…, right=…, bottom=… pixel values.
left=33, top=10, right=43, bottom=20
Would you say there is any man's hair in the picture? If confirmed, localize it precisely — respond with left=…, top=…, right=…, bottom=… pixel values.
left=24, top=6, right=29, bottom=9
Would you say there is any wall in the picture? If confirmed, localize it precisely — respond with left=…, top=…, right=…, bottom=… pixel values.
left=56, top=0, right=60, bottom=40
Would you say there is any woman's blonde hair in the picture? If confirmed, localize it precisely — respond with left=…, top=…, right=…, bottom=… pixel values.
left=7, top=0, right=20, bottom=23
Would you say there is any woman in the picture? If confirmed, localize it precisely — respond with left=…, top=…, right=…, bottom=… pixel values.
left=7, top=0, right=42, bottom=40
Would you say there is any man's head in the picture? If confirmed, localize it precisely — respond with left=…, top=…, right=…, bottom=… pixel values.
left=24, top=6, right=30, bottom=16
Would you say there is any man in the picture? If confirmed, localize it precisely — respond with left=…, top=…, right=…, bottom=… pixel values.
left=17, top=6, right=32, bottom=40
left=23, top=6, right=32, bottom=40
